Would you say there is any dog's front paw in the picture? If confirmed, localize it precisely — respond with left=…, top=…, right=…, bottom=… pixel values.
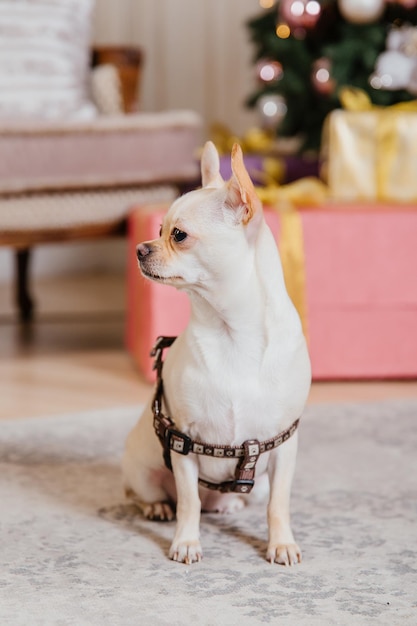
left=266, top=543, right=302, bottom=566
left=169, top=540, right=203, bottom=564
left=143, top=501, right=175, bottom=522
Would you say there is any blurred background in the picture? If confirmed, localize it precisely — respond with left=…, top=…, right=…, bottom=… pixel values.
left=1, top=0, right=416, bottom=417
left=0, top=0, right=258, bottom=284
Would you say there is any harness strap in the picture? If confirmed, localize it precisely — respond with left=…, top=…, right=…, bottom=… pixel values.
left=150, top=335, right=300, bottom=494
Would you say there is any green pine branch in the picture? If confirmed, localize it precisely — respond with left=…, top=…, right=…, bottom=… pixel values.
left=246, top=1, right=417, bottom=153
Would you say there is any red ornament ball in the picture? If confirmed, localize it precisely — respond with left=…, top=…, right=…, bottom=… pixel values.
left=256, top=59, right=284, bottom=83
left=311, top=57, right=335, bottom=95
left=279, top=0, right=322, bottom=29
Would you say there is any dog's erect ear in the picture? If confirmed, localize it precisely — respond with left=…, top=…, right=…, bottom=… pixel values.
left=201, top=141, right=224, bottom=188
left=227, top=143, right=261, bottom=225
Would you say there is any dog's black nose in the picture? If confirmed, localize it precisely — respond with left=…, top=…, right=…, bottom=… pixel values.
left=136, top=243, right=152, bottom=259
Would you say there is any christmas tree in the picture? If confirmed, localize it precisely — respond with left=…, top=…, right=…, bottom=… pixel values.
left=247, top=0, right=417, bottom=153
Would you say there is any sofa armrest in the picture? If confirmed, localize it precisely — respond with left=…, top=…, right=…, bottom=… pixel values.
left=0, top=111, right=202, bottom=194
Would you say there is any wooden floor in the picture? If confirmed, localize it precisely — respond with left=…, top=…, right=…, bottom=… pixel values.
left=1, top=273, right=416, bottom=420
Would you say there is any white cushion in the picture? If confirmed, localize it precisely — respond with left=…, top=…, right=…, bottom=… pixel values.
left=91, top=64, right=123, bottom=115
left=0, top=0, right=97, bottom=120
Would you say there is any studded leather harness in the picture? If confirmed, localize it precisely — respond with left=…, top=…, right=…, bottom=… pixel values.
left=151, top=336, right=300, bottom=495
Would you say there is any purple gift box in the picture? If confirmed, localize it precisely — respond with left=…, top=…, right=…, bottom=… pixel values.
left=219, top=154, right=319, bottom=185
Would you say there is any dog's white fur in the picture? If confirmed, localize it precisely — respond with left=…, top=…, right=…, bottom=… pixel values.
left=122, top=142, right=311, bottom=565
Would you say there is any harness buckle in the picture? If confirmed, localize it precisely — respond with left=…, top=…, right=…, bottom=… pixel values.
left=219, top=479, right=255, bottom=494
left=166, top=427, right=193, bottom=456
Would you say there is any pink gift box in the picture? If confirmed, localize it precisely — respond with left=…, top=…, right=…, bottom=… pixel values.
left=126, top=202, right=417, bottom=381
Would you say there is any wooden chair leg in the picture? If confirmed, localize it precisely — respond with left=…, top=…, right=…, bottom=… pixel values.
left=15, top=248, right=34, bottom=323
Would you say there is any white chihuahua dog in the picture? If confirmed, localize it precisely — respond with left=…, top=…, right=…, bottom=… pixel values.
left=122, top=142, right=311, bottom=565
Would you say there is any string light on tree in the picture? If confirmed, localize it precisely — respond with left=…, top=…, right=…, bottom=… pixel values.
left=311, top=57, right=335, bottom=95
left=338, top=0, right=385, bottom=24
left=280, top=0, right=322, bottom=29
left=256, top=59, right=284, bottom=83
left=276, top=22, right=291, bottom=38
left=257, top=94, right=288, bottom=128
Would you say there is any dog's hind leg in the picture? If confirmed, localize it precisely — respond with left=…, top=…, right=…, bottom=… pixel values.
left=124, top=485, right=175, bottom=522
left=122, top=452, right=176, bottom=522
left=122, top=405, right=176, bottom=522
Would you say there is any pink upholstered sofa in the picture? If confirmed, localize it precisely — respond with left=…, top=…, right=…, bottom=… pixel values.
left=0, top=0, right=201, bottom=321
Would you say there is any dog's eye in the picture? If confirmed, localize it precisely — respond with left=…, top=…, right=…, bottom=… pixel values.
left=172, top=228, right=187, bottom=243
left=159, top=225, right=162, bottom=237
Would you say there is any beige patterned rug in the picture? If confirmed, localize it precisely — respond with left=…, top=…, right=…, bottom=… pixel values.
left=1, top=400, right=416, bottom=626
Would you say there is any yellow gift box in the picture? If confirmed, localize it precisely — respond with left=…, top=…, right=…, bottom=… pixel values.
left=323, top=90, right=417, bottom=202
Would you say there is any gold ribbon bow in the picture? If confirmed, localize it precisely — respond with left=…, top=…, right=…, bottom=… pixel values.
left=210, top=123, right=275, bottom=156
left=339, top=86, right=417, bottom=113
